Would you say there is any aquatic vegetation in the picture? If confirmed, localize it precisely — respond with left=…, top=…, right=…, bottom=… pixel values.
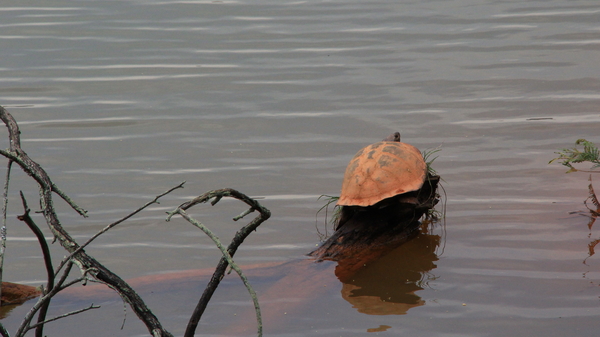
left=315, top=194, right=341, bottom=239
left=550, top=139, right=600, bottom=173
left=422, top=146, right=442, bottom=177
left=552, top=140, right=600, bottom=263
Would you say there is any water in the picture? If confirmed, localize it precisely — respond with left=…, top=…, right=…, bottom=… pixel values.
left=0, top=0, right=599, bottom=336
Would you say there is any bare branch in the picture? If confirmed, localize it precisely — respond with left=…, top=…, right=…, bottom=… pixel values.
left=0, top=106, right=173, bottom=337
left=0, top=106, right=271, bottom=337
left=0, top=160, right=12, bottom=301
left=55, top=260, right=74, bottom=290
left=17, top=192, right=55, bottom=287
left=17, top=191, right=55, bottom=337
left=172, top=208, right=262, bottom=336
left=26, top=304, right=100, bottom=331
left=233, top=206, right=256, bottom=221
left=167, top=188, right=271, bottom=337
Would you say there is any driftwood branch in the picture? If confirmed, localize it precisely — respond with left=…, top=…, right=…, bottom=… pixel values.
left=26, top=303, right=100, bottom=331
left=0, top=160, right=11, bottom=300
left=167, top=188, right=271, bottom=337
left=170, top=207, right=263, bottom=336
left=17, top=191, right=55, bottom=337
left=0, top=106, right=173, bottom=337
left=17, top=192, right=55, bottom=286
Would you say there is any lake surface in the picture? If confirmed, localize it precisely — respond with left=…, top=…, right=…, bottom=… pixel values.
left=1, top=0, right=599, bottom=336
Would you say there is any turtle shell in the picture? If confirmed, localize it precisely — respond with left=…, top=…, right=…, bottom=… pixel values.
left=337, top=141, right=426, bottom=207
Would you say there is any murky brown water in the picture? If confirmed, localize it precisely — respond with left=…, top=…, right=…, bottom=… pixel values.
left=1, top=0, right=600, bottom=336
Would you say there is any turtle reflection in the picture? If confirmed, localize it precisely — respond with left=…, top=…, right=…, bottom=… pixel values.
left=338, top=226, right=440, bottom=315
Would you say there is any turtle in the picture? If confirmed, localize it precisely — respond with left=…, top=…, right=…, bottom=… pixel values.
left=337, top=132, right=427, bottom=207
left=309, top=132, right=438, bottom=261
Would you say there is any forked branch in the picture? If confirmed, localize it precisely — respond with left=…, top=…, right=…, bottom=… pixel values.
left=167, top=188, right=271, bottom=337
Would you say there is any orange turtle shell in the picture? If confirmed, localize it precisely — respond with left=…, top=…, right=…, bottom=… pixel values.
left=337, top=141, right=427, bottom=207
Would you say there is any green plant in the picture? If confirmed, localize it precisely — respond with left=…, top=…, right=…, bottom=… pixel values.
left=315, top=195, right=342, bottom=239
left=550, top=139, right=600, bottom=173
left=422, top=146, right=442, bottom=176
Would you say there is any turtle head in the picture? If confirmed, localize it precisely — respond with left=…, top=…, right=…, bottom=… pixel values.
left=383, top=132, right=401, bottom=142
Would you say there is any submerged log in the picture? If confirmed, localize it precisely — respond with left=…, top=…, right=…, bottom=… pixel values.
left=309, top=174, right=440, bottom=280
left=1, top=282, right=41, bottom=306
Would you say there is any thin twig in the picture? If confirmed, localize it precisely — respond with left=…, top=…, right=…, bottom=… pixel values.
left=26, top=304, right=100, bottom=331
left=55, top=260, right=74, bottom=290
left=233, top=207, right=256, bottom=221
left=56, top=277, right=89, bottom=292
left=0, top=155, right=88, bottom=217
left=51, top=182, right=88, bottom=217
left=55, top=181, right=185, bottom=275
